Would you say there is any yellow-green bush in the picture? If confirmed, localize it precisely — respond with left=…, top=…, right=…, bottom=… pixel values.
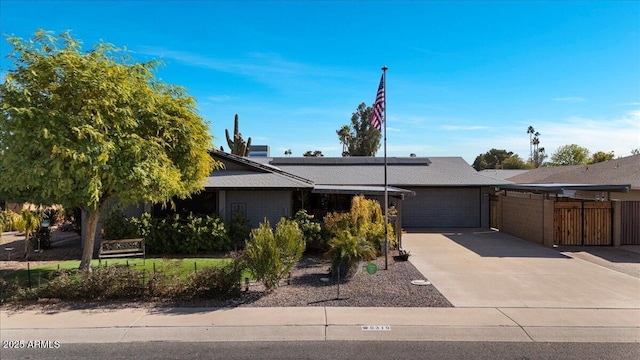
left=245, top=218, right=305, bottom=290
left=323, top=195, right=395, bottom=278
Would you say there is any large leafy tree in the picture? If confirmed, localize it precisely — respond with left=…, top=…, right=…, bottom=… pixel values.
left=337, top=103, right=381, bottom=156
left=501, top=154, right=529, bottom=169
left=588, top=151, right=615, bottom=164
left=0, top=30, right=217, bottom=270
left=550, top=144, right=590, bottom=166
left=472, top=149, right=529, bottom=170
left=303, top=150, right=323, bottom=157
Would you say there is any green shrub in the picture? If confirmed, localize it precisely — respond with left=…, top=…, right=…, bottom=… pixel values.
left=327, top=230, right=376, bottom=278
left=323, top=195, right=395, bottom=279
left=228, top=211, right=251, bottom=250
left=185, top=256, right=244, bottom=299
left=0, top=210, right=22, bottom=232
left=30, top=226, right=51, bottom=250
left=0, top=258, right=245, bottom=303
left=120, top=212, right=232, bottom=255
left=245, top=218, right=305, bottom=290
left=35, top=267, right=145, bottom=300
left=102, top=208, right=138, bottom=240
left=293, top=209, right=324, bottom=252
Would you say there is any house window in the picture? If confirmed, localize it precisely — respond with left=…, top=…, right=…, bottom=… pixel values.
left=231, top=203, right=247, bottom=216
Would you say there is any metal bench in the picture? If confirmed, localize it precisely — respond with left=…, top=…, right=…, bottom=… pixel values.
left=98, top=238, right=145, bottom=264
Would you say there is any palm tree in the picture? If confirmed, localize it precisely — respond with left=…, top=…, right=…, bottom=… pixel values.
left=527, top=126, right=535, bottom=161
left=336, top=125, right=351, bottom=156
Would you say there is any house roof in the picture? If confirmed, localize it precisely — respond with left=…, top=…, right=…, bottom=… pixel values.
left=267, top=156, right=509, bottom=187
left=205, top=171, right=314, bottom=189
left=479, top=169, right=530, bottom=180
left=496, top=183, right=631, bottom=194
left=312, top=184, right=415, bottom=197
left=206, top=151, right=314, bottom=189
left=506, top=155, right=640, bottom=189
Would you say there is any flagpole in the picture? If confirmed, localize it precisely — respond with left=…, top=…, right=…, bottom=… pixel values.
left=382, top=66, right=388, bottom=270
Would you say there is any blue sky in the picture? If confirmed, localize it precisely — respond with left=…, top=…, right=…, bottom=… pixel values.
left=1, top=0, right=639, bottom=164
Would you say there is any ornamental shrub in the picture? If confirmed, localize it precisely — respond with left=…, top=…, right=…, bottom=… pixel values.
left=327, top=230, right=376, bottom=278
left=245, top=218, right=305, bottom=290
left=30, top=226, right=51, bottom=250
left=228, top=211, right=251, bottom=251
left=292, top=209, right=324, bottom=252
left=126, top=212, right=232, bottom=255
left=323, top=195, right=395, bottom=278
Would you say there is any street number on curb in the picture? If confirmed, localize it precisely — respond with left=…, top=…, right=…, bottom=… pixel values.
left=361, top=325, right=391, bottom=331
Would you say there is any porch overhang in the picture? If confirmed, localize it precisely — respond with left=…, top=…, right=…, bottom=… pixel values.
left=495, top=183, right=631, bottom=194
left=311, top=184, right=415, bottom=198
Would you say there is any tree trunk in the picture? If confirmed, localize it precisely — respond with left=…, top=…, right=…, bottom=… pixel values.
left=23, top=230, right=31, bottom=260
left=79, top=209, right=100, bottom=272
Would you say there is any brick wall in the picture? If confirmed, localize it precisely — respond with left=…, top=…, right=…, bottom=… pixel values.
left=499, top=192, right=554, bottom=245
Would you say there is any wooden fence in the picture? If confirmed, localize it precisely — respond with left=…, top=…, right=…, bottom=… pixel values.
left=554, top=201, right=612, bottom=246
left=620, top=201, right=640, bottom=245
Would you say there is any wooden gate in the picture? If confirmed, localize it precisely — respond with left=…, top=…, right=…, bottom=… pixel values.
left=554, top=201, right=612, bottom=246
left=620, top=201, right=640, bottom=245
left=489, top=195, right=499, bottom=229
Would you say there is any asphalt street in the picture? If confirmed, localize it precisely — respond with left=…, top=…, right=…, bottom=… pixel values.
left=2, top=341, right=640, bottom=360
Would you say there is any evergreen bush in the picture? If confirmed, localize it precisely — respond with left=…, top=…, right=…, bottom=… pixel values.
left=245, top=218, right=305, bottom=290
left=228, top=211, right=251, bottom=251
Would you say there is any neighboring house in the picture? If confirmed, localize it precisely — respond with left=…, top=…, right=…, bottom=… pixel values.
left=505, top=155, right=640, bottom=201
left=492, top=155, right=639, bottom=246
left=479, top=169, right=530, bottom=181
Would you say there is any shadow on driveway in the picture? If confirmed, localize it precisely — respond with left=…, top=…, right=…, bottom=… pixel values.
left=405, top=228, right=571, bottom=259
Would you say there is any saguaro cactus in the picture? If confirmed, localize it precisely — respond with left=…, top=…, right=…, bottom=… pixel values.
left=225, top=114, right=252, bottom=156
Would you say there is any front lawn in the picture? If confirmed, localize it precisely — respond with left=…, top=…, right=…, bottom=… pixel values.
left=0, top=257, right=251, bottom=302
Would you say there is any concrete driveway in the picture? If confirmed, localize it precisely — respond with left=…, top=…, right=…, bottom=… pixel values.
left=404, top=229, right=640, bottom=308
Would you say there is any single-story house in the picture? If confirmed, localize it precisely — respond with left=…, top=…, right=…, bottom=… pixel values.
left=203, top=152, right=509, bottom=230
left=491, top=154, right=639, bottom=246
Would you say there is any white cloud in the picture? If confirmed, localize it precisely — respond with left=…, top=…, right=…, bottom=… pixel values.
left=135, top=46, right=353, bottom=83
left=533, top=114, right=640, bottom=157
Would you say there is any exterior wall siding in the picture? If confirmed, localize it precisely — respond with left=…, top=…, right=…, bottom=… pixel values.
left=225, top=190, right=292, bottom=228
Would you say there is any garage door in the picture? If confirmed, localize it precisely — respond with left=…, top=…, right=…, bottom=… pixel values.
left=402, top=188, right=480, bottom=228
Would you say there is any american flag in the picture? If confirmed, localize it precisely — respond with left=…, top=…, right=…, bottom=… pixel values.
left=370, top=73, right=385, bottom=131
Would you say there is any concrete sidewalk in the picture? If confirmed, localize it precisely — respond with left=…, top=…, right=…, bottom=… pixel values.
left=2, top=306, right=639, bottom=343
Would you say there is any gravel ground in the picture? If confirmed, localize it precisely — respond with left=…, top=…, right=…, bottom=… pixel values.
left=1, top=230, right=453, bottom=309
left=234, top=254, right=452, bottom=308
